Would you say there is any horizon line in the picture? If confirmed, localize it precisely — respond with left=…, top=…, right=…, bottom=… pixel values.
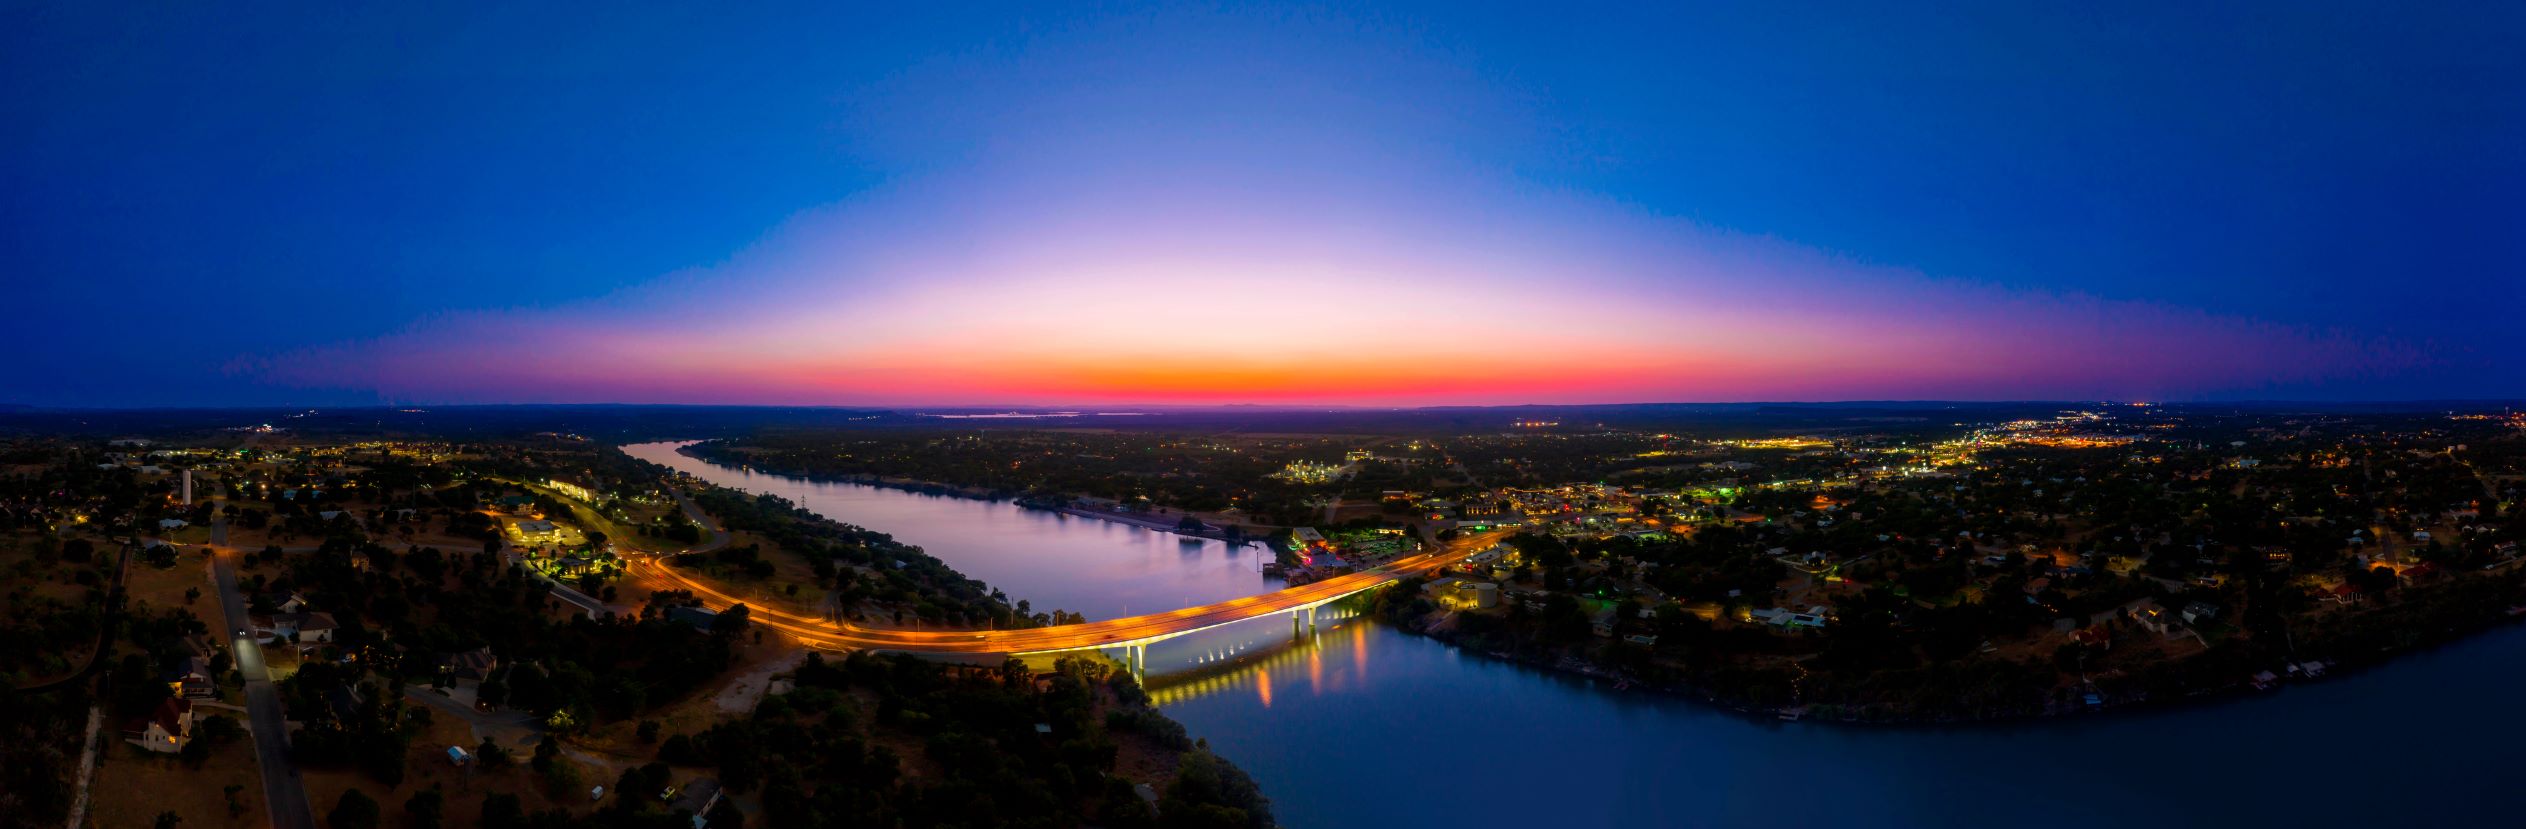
left=6, top=398, right=2523, bottom=413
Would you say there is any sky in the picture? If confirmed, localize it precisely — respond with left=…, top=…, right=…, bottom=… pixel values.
left=5, top=2, right=2521, bottom=408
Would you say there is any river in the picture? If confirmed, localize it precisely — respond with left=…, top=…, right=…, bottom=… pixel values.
left=626, top=441, right=2519, bottom=828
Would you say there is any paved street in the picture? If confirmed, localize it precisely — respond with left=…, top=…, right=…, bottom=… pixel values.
left=208, top=521, right=316, bottom=829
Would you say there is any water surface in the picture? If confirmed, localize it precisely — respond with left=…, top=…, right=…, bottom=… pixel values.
left=631, top=441, right=2522, bottom=828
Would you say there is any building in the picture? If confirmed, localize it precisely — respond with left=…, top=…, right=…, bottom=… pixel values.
left=1749, top=606, right=1830, bottom=629
left=164, top=655, right=217, bottom=699
left=668, top=778, right=725, bottom=829
left=667, top=606, right=722, bottom=631
left=256, top=611, right=339, bottom=644
left=259, top=591, right=309, bottom=614
left=514, top=519, right=563, bottom=543
left=122, top=697, right=194, bottom=753
left=440, top=647, right=499, bottom=682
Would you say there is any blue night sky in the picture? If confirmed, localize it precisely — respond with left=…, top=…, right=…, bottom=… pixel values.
left=5, top=2, right=2521, bottom=407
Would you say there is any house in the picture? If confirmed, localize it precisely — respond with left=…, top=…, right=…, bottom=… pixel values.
left=666, top=606, right=721, bottom=631
left=2128, top=602, right=2179, bottom=637
left=2326, top=582, right=2365, bottom=605
left=296, top=611, right=339, bottom=643
left=164, top=655, right=217, bottom=699
left=447, top=746, right=473, bottom=766
left=1590, top=604, right=1620, bottom=637
left=496, top=495, right=537, bottom=514
left=256, top=611, right=340, bottom=644
left=1748, top=606, right=1829, bottom=629
left=259, top=591, right=309, bottom=614
left=441, top=647, right=499, bottom=682
left=158, top=518, right=188, bottom=530
left=2181, top=602, right=2221, bottom=626
left=122, top=697, right=194, bottom=753
left=668, top=778, right=725, bottom=829
left=1623, top=633, right=1659, bottom=646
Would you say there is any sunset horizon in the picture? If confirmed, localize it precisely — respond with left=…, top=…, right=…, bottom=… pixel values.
left=5, top=5, right=2521, bottom=828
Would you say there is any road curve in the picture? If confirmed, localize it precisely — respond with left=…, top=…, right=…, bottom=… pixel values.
left=632, top=531, right=1507, bottom=655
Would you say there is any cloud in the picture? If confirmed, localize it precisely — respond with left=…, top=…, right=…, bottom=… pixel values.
left=241, top=152, right=2416, bottom=406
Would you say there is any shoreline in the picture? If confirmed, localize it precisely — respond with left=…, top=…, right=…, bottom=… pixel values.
left=654, top=440, right=2526, bottom=730
left=678, top=440, right=1267, bottom=543
left=1384, top=594, right=2526, bottom=728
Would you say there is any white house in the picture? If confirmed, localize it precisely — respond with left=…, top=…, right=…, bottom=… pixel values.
left=122, top=697, right=194, bottom=753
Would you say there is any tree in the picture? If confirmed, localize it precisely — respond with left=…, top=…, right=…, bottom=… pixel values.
left=479, top=794, right=523, bottom=829
left=196, top=714, right=245, bottom=744
left=477, top=675, right=508, bottom=708
left=151, top=812, right=181, bottom=829
left=475, top=738, right=514, bottom=770
left=403, top=789, right=444, bottom=829
left=715, top=603, right=752, bottom=637
left=704, top=798, right=744, bottom=829
left=327, top=789, right=380, bottom=829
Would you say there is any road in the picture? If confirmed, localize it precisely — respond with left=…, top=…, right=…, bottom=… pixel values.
left=629, top=527, right=1510, bottom=655
left=661, top=484, right=733, bottom=553
left=207, top=520, right=317, bottom=829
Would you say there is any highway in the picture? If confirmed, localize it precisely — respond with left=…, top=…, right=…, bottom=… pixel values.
left=629, top=528, right=1509, bottom=655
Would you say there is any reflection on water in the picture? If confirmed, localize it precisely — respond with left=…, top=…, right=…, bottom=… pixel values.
left=634, top=439, right=2526, bottom=829
left=623, top=441, right=1278, bottom=620
left=1141, top=602, right=1373, bottom=708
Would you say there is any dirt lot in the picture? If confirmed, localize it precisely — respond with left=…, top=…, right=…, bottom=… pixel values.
left=122, top=553, right=223, bottom=626
left=572, top=637, right=799, bottom=759
left=88, top=725, right=265, bottom=829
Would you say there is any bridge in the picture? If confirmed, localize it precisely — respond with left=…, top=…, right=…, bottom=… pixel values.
left=629, top=531, right=1507, bottom=672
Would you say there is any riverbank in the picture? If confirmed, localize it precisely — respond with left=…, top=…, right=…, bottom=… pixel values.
left=670, top=439, right=2526, bottom=729
left=632, top=438, right=2526, bottom=827
left=1380, top=577, right=2526, bottom=727
left=624, top=442, right=1283, bottom=824
left=680, top=440, right=1268, bottom=543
